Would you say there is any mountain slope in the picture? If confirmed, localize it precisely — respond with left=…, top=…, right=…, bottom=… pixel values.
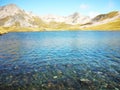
left=0, top=4, right=120, bottom=34
left=40, top=12, right=91, bottom=25
left=81, top=11, right=120, bottom=29
left=92, top=11, right=119, bottom=22
left=0, top=4, right=46, bottom=28
left=83, top=18, right=120, bottom=30
left=65, top=12, right=91, bottom=24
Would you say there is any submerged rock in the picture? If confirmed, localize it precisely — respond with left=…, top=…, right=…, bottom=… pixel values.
left=76, top=78, right=96, bottom=90
left=80, top=78, right=90, bottom=82
left=53, top=76, right=58, bottom=79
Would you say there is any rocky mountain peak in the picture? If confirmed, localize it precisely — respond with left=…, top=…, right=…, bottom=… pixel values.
left=71, top=12, right=81, bottom=17
left=66, top=12, right=91, bottom=24
left=5, top=4, right=18, bottom=8
left=1, top=4, right=20, bottom=12
left=0, top=4, right=21, bottom=19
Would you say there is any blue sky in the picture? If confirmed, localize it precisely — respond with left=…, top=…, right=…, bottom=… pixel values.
left=0, top=0, right=120, bottom=17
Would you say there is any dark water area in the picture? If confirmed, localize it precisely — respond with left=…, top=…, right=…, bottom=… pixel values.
left=0, top=31, right=120, bottom=90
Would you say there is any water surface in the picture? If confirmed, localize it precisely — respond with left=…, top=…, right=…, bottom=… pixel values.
left=0, top=31, right=120, bottom=90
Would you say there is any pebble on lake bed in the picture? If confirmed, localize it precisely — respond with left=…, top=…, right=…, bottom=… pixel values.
left=53, top=76, right=57, bottom=79
left=80, top=78, right=90, bottom=82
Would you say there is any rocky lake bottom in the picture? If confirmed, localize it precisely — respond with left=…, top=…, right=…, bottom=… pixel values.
left=0, top=31, right=120, bottom=90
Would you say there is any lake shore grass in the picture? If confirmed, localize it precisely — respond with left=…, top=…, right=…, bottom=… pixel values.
left=0, top=24, right=120, bottom=35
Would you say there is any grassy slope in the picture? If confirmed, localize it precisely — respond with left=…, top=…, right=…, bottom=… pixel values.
left=103, top=11, right=119, bottom=20
left=0, top=27, right=7, bottom=34
left=0, top=16, right=120, bottom=35
left=1, top=18, right=120, bottom=35
left=93, top=11, right=119, bottom=22
left=0, top=26, right=44, bottom=35
left=84, top=18, right=120, bottom=30
left=45, top=22, right=81, bottom=31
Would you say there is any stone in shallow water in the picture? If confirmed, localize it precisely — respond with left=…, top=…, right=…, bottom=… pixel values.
left=115, top=88, right=119, bottom=90
left=97, top=71, right=103, bottom=74
left=80, top=78, right=90, bottom=82
left=53, top=76, right=58, bottom=79
left=73, top=70, right=77, bottom=73
left=14, top=66, right=19, bottom=70
left=57, top=70, right=62, bottom=74
left=34, top=69, right=38, bottom=72
left=32, top=88, right=36, bottom=90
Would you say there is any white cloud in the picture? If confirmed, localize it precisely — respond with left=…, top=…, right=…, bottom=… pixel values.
left=88, top=11, right=100, bottom=18
left=80, top=4, right=89, bottom=9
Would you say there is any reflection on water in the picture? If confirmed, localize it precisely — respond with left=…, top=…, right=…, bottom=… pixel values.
left=0, top=31, right=120, bottom=90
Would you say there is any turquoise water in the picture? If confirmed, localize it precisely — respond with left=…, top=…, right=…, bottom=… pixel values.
left=0, top=31, right=120, bottom=90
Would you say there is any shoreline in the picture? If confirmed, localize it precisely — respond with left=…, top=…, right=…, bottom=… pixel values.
left=0, top=29, right=120, bottom=35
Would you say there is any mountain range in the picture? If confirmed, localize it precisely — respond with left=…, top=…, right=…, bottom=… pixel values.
left=0, top=4, right=120, bottom=34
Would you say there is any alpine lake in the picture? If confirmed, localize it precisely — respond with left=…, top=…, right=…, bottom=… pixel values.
left=0, top=31, right=120, bottom=90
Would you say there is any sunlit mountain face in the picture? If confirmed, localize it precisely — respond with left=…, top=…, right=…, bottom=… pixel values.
left=0, top=4, right=120, bottom=35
